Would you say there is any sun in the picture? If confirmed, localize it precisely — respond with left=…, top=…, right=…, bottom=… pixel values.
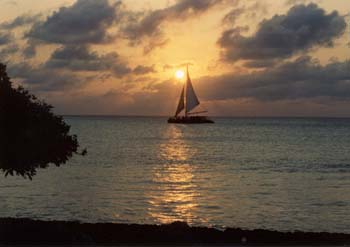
left=175, top=70, right=185, bottom=79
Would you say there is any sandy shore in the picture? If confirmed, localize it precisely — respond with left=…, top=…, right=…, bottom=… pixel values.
left=1, top=218, right=349, bottom=245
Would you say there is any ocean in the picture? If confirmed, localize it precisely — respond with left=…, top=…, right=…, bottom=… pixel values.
left=1, top=117, right=350, bottom=233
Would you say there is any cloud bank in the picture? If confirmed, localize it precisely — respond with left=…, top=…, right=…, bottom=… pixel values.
left=27, top=0, right=121, bottom=45
left=218, top=4, right=346, bottom=64
left=198, top=56, right=350, bottom=102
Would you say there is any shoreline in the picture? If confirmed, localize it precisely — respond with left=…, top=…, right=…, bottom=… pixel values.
left=1, top=218, right=350, bottom=245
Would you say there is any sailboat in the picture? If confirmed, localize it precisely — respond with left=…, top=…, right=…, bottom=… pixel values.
left=168, top=66, right=214, bottom=124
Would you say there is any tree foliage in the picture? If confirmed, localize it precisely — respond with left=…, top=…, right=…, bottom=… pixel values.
left=0, top=63, right=82, bottom=179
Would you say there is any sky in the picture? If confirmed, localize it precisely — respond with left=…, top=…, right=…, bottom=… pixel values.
left=0, top=0, right=350, bottom=116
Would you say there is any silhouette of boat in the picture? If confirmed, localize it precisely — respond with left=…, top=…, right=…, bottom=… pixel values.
left=168, top=66, right=214, bottom=124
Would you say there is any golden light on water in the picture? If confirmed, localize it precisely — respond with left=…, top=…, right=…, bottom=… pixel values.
left=175, top=70, right=185, bottom=79
left=146, top=125, right=205, bottom=225
left=148, top=163, right=198, bottom=224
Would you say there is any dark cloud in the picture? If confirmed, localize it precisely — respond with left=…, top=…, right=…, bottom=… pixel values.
left=111, top=62, right=132, bottom=77
left=44, top=45, right=134, bottom=77
left=26, top=0, right=121, bottom=45
left=23, top=41, right=38, bottom=58
left=0, top=14, right=41, bottom=29
left=123, top=0, right=224, bottom=42
left=8, top=62, right=83, bottom=92
left=218, top=4, right=346, bottom=63
left=244, top=59, right=277, bottom=68
left=133, top=65, right=156, bottom=75
left=143, top=38, right=169, bottom=54
left=222, top=1, right=268, bottom=26
left=0, top=44, right=19, bottom=59
left=222, top=8, right=245, bottom=26
left=45, top=45, right=156, bottom=77
left=196, top=56, right=350, bottom=102
left=0, top=31, right=13, bottom=45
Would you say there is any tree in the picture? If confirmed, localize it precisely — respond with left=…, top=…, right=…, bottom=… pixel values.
left=0, top=63, right=84, bottom=179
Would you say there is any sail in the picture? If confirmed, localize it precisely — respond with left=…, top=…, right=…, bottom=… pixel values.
left=175, top=85, right=185, bottom=116
left=185, top=68, right=200, bottom=114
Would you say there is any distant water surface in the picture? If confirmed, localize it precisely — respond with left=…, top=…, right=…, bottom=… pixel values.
left=1, top=117, right=350, bottom=233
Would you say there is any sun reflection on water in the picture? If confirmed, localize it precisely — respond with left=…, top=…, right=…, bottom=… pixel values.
left=147, top=125, right=205, bottom=225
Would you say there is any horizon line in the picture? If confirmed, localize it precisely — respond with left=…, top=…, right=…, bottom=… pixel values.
left=61, top=114, right=350, bottom=119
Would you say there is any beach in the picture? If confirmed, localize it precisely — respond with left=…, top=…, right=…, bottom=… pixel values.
left=1, top=218, right=350, bottom=245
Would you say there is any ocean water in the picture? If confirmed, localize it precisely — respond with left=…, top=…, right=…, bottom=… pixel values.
left=1, top=117, right=350, bottom=233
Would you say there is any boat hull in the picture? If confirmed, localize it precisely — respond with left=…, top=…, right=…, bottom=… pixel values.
left=168, top=116, right=214, bottom=124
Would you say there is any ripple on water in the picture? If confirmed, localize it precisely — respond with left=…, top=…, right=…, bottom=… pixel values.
left=1, top=117, right=350, bottom=233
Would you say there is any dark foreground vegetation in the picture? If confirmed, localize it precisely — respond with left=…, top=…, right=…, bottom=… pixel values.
left=1, top=218, right=349, bottom=245
left=0, top=63, right=82, bottom=179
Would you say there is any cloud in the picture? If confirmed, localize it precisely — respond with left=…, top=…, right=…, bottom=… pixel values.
left=143, top=38, right=169, bottom=54
left=218, top=4, right=346, bottom=64
left=0, top=14, right=41, bottom=29
left=133, top=65, right=156, bottom=75
left=244, top=59, right=277, bottom=68
left=0, top=31, right=13, bottom=45
left=7, top=62, right=83, bottom=92
left=44, top=45, right=155, bottom=77
left=222, top=7, right=245, bottom=26
left=222, top=1, right=268, bottom=26
left=23, top=40, right=38, bottom=59
left=196, top=56, right=350, bottom=102
left=44, top=45, right=130, bottom=76
left=0, top=44, right=19, bottom=60
left=26, top=0, right=121, bottom=45
left=122, top=0, right=229, bottom=50
left=51, top=79, right=183, bottom=115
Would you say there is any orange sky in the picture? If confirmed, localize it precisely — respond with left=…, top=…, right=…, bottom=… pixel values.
left=1, top=0, right=350, bottom=116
